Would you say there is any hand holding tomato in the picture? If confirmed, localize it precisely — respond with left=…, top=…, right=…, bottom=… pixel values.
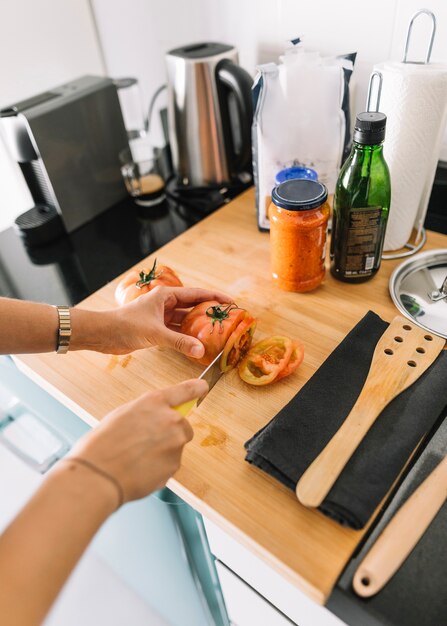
left=99, top=287, right=233, bottom=356
left=114, top=261, right=304, bottom=383
left=115, top=259, right=183, bottom=306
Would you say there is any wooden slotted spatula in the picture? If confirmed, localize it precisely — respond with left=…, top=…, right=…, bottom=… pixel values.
left=296, top=316, right=445, bottom=508
left=353, top=453, right=447, bottom=597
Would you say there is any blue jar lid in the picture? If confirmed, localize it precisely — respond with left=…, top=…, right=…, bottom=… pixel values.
left=275, top=166, right=318, bottom=185
left=271, top=179, right=328, bottom=211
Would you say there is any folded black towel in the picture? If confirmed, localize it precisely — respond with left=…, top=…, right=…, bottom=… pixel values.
left=244, top=311, right=447, bottom=529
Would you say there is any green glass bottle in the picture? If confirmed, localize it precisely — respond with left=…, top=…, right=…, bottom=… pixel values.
left=330, top=112, right=391, bottom=283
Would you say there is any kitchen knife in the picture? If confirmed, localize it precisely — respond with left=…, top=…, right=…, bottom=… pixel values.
left=174, top=350, right=224, bottom=417
left=353, top=453, right=447, bottom=597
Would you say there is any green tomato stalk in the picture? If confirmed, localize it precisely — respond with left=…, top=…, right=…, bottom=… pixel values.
left=135, top=259, right=163, bottom=288
left=206, top=303, right=243, bottom=333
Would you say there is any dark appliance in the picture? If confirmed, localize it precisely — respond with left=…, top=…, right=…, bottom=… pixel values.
left=0, top=76, right=129, bottom=242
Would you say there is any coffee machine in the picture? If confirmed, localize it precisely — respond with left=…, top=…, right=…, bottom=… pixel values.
left=166, top=42, right=253, bottom=189
left=0, top=76, right=129, bottom=244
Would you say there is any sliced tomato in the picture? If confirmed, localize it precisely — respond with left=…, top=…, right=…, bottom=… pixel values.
left=275, top=341, right=304, bottom=381
left=115, top=258, right=182, bottom=306
left=238, top=336, right=298, bottom=386
left=220, top=316, right=257, bottom=372
left=180, top=301, right=250, bottom=366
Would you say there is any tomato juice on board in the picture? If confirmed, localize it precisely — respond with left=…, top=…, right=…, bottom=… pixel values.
left=269, top=179, right=330, bottom=292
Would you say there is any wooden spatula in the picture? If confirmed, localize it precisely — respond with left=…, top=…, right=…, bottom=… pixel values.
left=353, top=453, right=447, bottom=597
left=296, top=316, right=445, bottom=508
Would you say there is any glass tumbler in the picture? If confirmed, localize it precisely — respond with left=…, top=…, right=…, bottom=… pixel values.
left=119, top=138, right=166, bottom=207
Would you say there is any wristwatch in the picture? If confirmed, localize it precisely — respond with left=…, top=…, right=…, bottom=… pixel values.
left=55, top=305, right=71, bottom=354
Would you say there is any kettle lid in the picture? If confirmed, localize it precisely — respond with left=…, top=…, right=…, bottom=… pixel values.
left=167, top=42, right=235, bottom=59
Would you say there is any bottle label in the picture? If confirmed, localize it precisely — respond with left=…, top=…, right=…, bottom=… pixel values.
left=343, top=206, right=382, bottom=276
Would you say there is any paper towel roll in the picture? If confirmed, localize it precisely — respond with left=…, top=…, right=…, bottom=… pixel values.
left=373, top=62, right=447, bottom=251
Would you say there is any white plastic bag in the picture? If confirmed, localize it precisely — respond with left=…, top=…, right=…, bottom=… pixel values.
left=252, top=45, right=355, bottom=230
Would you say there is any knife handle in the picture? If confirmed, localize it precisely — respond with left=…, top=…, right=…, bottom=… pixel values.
left=353, top=454, right=447, bottom=598
left=173, top=398, right=198, bottom=417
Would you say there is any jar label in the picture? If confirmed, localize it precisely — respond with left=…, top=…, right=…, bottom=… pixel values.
left=343, top=206, right=382, bottom=276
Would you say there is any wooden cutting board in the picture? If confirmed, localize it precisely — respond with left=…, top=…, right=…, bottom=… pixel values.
left=14, top=188, right=447, bottom=605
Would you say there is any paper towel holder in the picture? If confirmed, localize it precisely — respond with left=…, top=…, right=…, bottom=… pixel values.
left=402, top=9, right=436, bottom=65
left=364, top=72, right=427, bottom=261
left=367, top=9, right=437, bottom=114
left=381, top=9, right=436, bottom=260
left=381, top=230, right=427, bottom=260
left=366, top=71, right=383, bottom=113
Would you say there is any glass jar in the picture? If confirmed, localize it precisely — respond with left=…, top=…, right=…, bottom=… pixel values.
left=269, top=179, right=330, bottom=292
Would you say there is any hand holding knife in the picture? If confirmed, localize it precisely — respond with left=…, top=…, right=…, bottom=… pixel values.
left=174, top=350, right=224, bottom=416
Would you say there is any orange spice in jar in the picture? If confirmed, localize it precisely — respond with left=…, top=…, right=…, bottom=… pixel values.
left=269, top=179, right=330, bottom=292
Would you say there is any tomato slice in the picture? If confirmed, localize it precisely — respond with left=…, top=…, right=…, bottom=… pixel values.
left=275, top=341, right=304, bottom=381
left=220, top=316, right=257, bottom=373
left=238, top=336, right=294, bottom=386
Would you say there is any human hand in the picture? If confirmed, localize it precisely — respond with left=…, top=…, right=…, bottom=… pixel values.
left=104, top=286, right=233, bottom=357
left=69, top=378, right=207, bottom=503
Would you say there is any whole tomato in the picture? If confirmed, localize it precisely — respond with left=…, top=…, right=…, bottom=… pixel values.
left=115, top=258, right=182, bottom=306
left=180, top=301, right=256, bottom=368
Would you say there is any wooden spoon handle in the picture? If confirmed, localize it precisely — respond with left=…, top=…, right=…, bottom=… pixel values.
left=296, top=317, right=445, bottom=509
left=296, top=395, right=382, bottom=507
left=353, top=455, right=447, bottom=597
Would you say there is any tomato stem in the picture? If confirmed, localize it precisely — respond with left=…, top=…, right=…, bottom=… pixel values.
left=135, top=259, right=163, bottom=288
left=206, top=303, right=243, bottom=333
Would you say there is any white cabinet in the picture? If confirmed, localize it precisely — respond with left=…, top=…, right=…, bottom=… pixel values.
left=0, top=358, right=213, bottom=626
left=204, top=518, right=347, bottom=626
left=216, top=561, right=294, bottom=626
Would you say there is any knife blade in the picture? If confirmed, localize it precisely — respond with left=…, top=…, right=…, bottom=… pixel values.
left=174, top=350, right=224, bottom=417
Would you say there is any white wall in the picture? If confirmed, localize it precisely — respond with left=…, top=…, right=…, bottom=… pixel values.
left=92, top=0, right=447, bottom=149
left=2, top=0, right=447, bottom=232
left=0, top=0, right=105, bottom=231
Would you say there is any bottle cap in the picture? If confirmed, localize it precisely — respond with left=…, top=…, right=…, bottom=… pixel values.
left=271, top=179, right=328, bottom=211
left=353, top=112, right=387, bottom=145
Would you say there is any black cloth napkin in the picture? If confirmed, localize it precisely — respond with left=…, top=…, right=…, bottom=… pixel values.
left=244, top=311, right=447, bottom=529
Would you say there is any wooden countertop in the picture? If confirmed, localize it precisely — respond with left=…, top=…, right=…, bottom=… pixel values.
left=15, top=188, right=447, bottom=605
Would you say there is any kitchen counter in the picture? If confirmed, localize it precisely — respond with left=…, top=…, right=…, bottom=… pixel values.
left=0, top=195, right=213, bottom=305
left=14, top=188, right=447, bottom=606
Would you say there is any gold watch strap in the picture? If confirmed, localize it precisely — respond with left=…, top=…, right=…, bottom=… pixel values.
left=55, top=305, right=71, bottom=354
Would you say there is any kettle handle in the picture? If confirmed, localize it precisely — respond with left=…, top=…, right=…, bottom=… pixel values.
left=216, top=59, right=253, bottom=178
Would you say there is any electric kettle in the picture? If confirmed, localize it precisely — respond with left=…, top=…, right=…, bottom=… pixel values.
left=166, top=42, right=253, bottom=187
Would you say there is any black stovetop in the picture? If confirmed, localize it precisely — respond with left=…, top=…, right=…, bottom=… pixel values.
left=0, top=195, right=217, bottom=306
